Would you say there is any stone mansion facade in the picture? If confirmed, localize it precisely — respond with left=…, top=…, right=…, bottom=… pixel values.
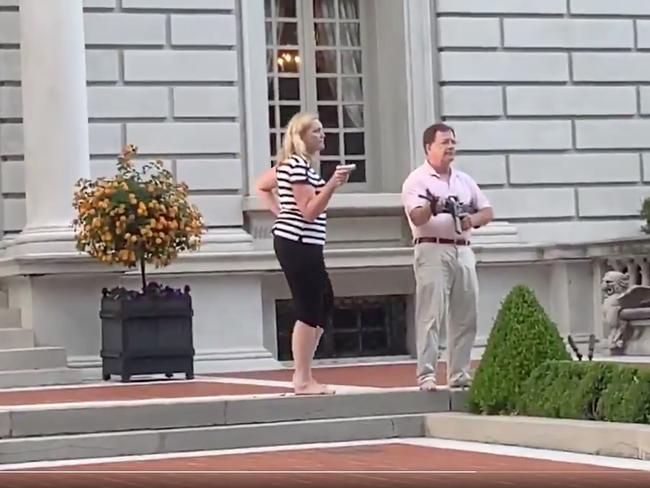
left=0, top=0, right=649, bottom=378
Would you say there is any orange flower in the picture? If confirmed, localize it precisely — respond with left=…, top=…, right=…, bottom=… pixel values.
left=73, top=144, right=204, bottom=271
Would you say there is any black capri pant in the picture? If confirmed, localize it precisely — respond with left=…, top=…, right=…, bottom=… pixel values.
left=273, top=235, right=334, bottom=328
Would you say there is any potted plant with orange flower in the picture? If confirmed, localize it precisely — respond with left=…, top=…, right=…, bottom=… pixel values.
left=73, top=144, right=204, bottom=382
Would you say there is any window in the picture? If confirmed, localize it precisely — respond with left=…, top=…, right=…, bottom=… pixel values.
left=265, top=0, right=367, bottom=184
left=275, top=295, right=408, bottom=359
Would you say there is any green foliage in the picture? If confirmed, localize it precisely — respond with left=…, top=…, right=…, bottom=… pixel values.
left=519, top=361, right=650, bottom=424
left=641, top=197, right=650, bottom=234
left=516, top=361, right=585, bottom=418
left=517, top=361, right=615, bottom=420
left=466, top=284, right=570, bottom=415
left=598, top=367, right=650, bottom=424
left=572, top=362, right=618, bottom=419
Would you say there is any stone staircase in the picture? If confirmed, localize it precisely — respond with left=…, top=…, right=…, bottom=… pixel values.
left=0, top=389, right=466, bottom=465
left=0, top=291, right=82, bottom=388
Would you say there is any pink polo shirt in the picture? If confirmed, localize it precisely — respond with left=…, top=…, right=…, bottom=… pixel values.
left=401, top=162, right=491, bottom=241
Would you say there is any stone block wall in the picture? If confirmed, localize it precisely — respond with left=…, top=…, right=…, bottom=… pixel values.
left=3, top=0, right=650, bottom=246
left=0, top=0, right=243, bottom=235
left=436, top=0, right=650, bottom=242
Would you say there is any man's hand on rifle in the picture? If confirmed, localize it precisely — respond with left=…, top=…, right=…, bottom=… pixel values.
left=418, top=189, right=438, bottom=215
left=459, top=214, right=473, bottom=231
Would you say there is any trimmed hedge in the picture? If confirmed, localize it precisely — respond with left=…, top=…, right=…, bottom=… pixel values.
left=466, top=285, right=570, bottom=415
left=518, top=360, right=650, bottom=424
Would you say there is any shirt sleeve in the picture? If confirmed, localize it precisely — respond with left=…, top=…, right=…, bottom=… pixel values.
left=401, top=173, right=426, bottom=214
left=468, top=177, right=491, bottom=210
left=288, top=159, right=309, bottom=184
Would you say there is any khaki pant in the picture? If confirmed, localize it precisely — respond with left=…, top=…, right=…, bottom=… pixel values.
left=413, top=243, right=478, bottom=385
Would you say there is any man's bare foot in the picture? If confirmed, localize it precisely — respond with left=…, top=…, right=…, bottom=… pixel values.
left=293, top=381, right=335, bottom=395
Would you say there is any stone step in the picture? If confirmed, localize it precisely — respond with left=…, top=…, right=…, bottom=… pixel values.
left=1, top=388, right=457, bottom=438
left=0, top=328, right=34, bottom=349
left=0, top=414, right=425, bottom=465
left=0, top=309, right=21, bottom=329
left=0, top=367, right=83, bottom=389
left=423, top=412, right=650, bottom=461
left=0, top=347, right=68, bottom=371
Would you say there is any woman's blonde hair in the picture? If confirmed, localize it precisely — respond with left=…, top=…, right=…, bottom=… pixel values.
left=275, top=111, right=319, bottom=165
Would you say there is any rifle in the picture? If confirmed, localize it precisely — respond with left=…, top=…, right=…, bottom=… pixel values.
left=444, top=195, right=478, bottom=235
left=418, top=190, right=478, bottom=235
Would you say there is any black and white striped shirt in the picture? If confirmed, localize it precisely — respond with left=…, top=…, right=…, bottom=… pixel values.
left=272, top=155, right=327, bottom=246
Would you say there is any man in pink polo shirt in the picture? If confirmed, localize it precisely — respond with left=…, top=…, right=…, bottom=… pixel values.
left=401, top=123, right=494, bottom=391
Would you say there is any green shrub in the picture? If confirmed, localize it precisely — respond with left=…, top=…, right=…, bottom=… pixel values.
left=517, top=361, right=616, bottom=420
left=572, top=362, right=618, bottom=420
left=516, top=361, right=586, bottom=418
left=466, top=285, right=570, bottom=415
left=641, top=196, right=650, bottom=234
left=598, top=367, right=650, bottom=423
left=518, top=360, right=650, bottom=424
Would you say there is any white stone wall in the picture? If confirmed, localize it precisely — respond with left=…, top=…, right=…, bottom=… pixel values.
left=0, top=0, right=242, bottom=234
left=436, top=0, right=650, bottom=243
left=4, top=0, right=650, bottom=246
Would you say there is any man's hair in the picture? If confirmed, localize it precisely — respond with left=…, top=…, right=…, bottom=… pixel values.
left=422, top=123, right=455, bottom=152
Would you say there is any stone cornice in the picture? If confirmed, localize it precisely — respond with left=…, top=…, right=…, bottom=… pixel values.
left=0, top=236, right=649, bottom=278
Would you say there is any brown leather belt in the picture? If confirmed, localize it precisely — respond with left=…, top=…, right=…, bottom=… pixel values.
left=414, top=237, right=470, bottom=246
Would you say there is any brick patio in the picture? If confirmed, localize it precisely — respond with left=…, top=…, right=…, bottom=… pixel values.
left=2, top=443, right=647, bottom=487
left=0, top=362, right=449, bottom=407
left=0, top=361, right=647, bottom=488
left=211, top=360, right=480, bottom=388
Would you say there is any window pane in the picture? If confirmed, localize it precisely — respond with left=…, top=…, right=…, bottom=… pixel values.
left=318, top=105, right=338, bottom=128
left=340, top=23, right=360, bottom=46
left=317, top=78, right=337, bottom=101
left=362, top=329, right=388, bottom=350
left=322, top=132, right=340, bottom=155
left=265, top=0, right=273, bottom=17
left=277, top=49, right=301, bottom=73
left=320, top=161, right=340, bottom=181
left=277, top=0, right=297, bottom=18
left=341, top=50, right=362, bottom=74
left=334, top=332, right=359, bottom=353
left=279, top=78, right=300, bottom=100
left=339, top=0, right=360, bottom=19
left=344, top=132, right=365, bottom=155
left=277, top=22, right=298, bottom=45
left=315, top=22, right=336, bottom=46
left=267, top=77, right=275, bottom=100
left=341, top=78, right=362, bottom=102
left=266, top=50, right=274, bottom=73
left=268, top=105, right=277, bottom=129
left=265, top=22, right=273, bottom=43
left=280, top=105, right=301, bottom=126
left=316, top=50, right=337, bottom=73
left=346, top=160, right=365, bottom=183
left=270, top=132, right=277, bottom=158
left=314, top=0, right=336, bottom=18
left=343, top=105, right=363, bottom=128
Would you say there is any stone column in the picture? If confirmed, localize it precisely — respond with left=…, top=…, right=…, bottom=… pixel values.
left=11, top=0, right=90, bottom=255
left=403, top=0, right=436, bottom=170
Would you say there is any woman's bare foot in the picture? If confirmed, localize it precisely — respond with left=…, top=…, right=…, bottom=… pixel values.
left=293, top=381, right=335, bottom=395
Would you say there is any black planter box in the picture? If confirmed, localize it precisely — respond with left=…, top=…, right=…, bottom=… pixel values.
left=100, top=284, right=195, bottom=382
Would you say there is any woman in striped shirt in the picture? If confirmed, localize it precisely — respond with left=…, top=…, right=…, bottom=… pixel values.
left=255, top=112, right=352, bottom=395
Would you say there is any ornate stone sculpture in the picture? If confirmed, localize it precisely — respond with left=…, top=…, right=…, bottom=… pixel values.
left=602, top=271, right=630, bottom=352
left=601, top=270, right=650, bottom=354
